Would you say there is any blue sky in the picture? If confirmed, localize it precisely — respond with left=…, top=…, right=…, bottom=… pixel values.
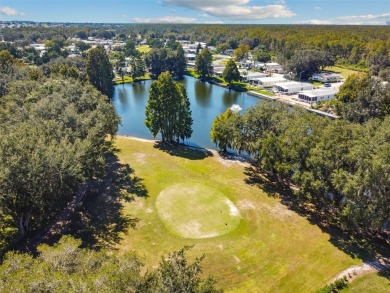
left=1, top=0, right=390, bottom=25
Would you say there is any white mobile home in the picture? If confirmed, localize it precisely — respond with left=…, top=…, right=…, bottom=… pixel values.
left=312, top=73, right=341, bottom=83
left=241, top=71, right=267, bottom=82
left=274, top=82, right=314, bottom=95
left=264, top=62, right=284, bottom=74
left=256, top=76, right=287, bottom=88
left=298, top=88, right=337, bottom=103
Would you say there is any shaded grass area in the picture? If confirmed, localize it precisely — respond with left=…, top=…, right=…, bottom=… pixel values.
left=340, top=271, right=390, bottom=292
left=65, top=146, right=148, bottom=249
left=114, top=74, right=151, bottom=85
left=113, top=137, right=366, bottom=292
left=243, top=166, right=390, bottom=261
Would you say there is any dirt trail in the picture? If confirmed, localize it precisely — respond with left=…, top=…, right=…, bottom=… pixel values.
left=22, top=181, right=91, bottom=252
left=330, top=257, right=390, bottom=283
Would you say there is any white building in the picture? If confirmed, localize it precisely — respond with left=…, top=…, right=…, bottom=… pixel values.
left=213, top=67, right=225, bottom=77
left=240, top=71, right=267, bottom=82
left=274, top=81, right=314, bottom=95
left=264, top=62, right=284, bottom=73
left=186, top=53, right=196, bottom=61
left=312, top=73, right=341, bottom=83
left=256, top=76, right=287, bottom=88
left=298, top=88, right=337, bottom=103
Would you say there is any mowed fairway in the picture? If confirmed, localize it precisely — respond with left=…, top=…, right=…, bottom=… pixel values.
left=115, top=137, right=361, bottom=292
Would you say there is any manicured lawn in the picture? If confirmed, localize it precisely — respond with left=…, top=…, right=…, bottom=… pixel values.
left=247, top=86, right=275, bottom=97
left=340, top=272, right=390, bottom=293
left=136, top=45, right=151, bottom=53
left=324, top=66, right=364, bottom=79
left=113, top=137, right=361, bottom=292
left=156, top=183, right=242, bottom=239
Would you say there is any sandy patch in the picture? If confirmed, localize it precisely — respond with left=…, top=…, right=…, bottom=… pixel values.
left=134, top=153, right=147, bottom=164
left=238, top=199, right=257, bottom=211
left=233, top=255, right=241, bottom=263
left=178, top=220, right=219, bottom=239
left=265, top=203, right=294, bottom=219
left=145, top=208, right=153, bottom=214
left=119, top=135, right=156, bottom=143
left=217, top=244, right=224, bottom=250
left=226, top=199, right=241, bottom=216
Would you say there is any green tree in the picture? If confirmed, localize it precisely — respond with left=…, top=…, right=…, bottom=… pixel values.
left=130, top=56, right=146, bottom=81
left=196, top=43, right=202, bottom=54
left=210, top=108, right=241, bottom=152
left=0, top=76, right=119, bottom=245
left=75, top=41, right=91, bottom=52
left=86, top=46, right=114, bottom=97
left=195, top=47, right=213, bottom=82
left=0, top=236, right=221, bottom=292
left=254, top=50, right=271, bottom=63
left=124, top=39, right=139, bottom=57
left=233, top=44, right=250, bottom=61
left=222, top=59, right=240, bottom=88
left=145, top=72, right=192, bottom=143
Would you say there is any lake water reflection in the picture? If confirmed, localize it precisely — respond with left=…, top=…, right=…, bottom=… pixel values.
left=113, top=76, right=264, bottom=149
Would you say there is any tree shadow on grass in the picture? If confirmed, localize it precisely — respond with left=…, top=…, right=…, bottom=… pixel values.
left=153, top=141, right=213, bottom=160
left=63, top=150, right=149, bottom=250
left=244, top=165, right=390, bottom=265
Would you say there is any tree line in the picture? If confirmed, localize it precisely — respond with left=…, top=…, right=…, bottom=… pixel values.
left=211, top=103, right=389, bottom=234
left=3, top=24, right=390, bottom=75
left=0, top=236, right=220, bottom=292
left=0, top=51, right=119, bottom=253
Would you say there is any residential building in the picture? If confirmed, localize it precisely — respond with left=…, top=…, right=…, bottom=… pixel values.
left=274, top=81, right=314, bottom=95
left=298, top=88, right=337, bottom=103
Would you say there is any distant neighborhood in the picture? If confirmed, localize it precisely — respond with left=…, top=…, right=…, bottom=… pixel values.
left=1, top=26, right=345, bottom=113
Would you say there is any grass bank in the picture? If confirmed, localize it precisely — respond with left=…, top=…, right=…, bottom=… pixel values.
left=114, top=74, right=151, bottom=85
left=112, top=137, right=361, bottom=292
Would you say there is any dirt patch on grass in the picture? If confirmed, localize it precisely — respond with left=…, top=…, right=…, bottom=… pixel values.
left=133, top=153, right=147, bottom=165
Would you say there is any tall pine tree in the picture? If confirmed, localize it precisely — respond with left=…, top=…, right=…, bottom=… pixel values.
left=86, top=46, right=114, bottom=97
left=145, top=72, right=192, bottom=143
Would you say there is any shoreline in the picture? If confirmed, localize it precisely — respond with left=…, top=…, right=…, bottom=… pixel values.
left=116, top=135, right=252, bottom=166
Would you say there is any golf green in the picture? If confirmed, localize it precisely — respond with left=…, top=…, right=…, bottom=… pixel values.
left=155, top=183, right=242, bottom=239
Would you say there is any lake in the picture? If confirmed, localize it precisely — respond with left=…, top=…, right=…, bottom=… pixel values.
left=113, top=76, right=265, bottom=149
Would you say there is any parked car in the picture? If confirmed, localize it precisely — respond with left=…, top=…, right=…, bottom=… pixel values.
left=324, top=82, right=331, bottom=87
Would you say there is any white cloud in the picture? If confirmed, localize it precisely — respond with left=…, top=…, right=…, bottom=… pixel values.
left=0, top=6, right=24, bottom=16
left=131, top=16, right=197, bottom=23
left=296, top=19, right=334, bottom=25
left=296, top=19, right=389, bottom=26
left=337, top=13, right=390, bottom=20
left=314, top=6, right=322, bottom=10
left=162, top=0, right=295, bottom=20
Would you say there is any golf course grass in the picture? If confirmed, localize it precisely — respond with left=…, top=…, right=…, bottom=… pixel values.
left=156, top=183, right=242, bottom=239
left=114, top=136, right=362, bottom=292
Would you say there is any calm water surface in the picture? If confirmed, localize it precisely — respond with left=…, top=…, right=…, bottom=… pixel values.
left=113, top=76, right=264, bottom=149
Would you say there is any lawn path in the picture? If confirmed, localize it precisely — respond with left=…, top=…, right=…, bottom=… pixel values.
left=329, top=257, right=390, bottom=283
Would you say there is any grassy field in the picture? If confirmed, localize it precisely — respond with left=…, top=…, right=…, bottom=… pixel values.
left=112, top=137, right=362, bottom=292
left=136, top=45, right=152, bottom=53
left=324, top=66, right=364, bottom=79
left=340, top=272, right=390, bottom=293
